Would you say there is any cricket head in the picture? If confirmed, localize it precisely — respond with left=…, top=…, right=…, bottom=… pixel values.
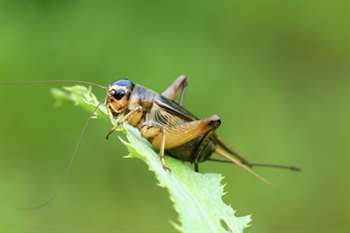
left=107, top=79, right=134, bottom=116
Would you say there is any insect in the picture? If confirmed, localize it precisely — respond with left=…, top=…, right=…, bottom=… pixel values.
left=0, top=76, right=300, bottom=188
left=104, top=75, right=300, bottom=183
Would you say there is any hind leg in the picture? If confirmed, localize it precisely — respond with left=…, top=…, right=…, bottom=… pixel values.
left=149, top=115, right=221, bottom=150
left=192, top=130, right=215, bottom=172
left=162, top=75, right=188, bottom=106
left=140, top=115, right=221, bottom=172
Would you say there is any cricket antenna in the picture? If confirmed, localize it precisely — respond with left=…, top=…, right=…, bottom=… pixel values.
left=0, top=80, right=107, bottom=90
left=18, top=102, right=103, bottom=210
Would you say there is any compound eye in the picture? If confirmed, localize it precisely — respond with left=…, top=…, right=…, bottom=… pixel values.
left=112, top=89, right=126, bottom=100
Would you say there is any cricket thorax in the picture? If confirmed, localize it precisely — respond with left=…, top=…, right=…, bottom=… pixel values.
left=125, top=85, right=159, bottom=126
left=129, top=85, right=158, bottom=110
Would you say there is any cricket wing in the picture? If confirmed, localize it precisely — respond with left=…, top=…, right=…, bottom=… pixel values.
left=152, top=103, right=186, bottom=130
left=155, top=95, right=198, bottom=121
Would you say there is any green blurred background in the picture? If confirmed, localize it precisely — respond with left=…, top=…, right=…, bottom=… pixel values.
left=0, top=0, right=349, bottom=232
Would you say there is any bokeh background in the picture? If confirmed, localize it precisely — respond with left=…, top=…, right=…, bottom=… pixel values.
left=0, top=1, right=349, bottom=232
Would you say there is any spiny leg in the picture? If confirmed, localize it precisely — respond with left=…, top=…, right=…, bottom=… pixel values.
left=150, top=115, right=221, bottom=150
left=192, top=130, right=215, bottom=172
left=141, top=115, right=221, bottom=172
left=105, top=106, right=143, bottom=140
left=162, top=75, right=188, bottom=106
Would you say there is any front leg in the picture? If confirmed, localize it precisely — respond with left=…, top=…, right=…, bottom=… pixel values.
left=105, top=106, right=143, bottom=140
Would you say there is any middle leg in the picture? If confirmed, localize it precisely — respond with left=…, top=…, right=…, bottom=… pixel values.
left=140, top=123, right=171, bottom=172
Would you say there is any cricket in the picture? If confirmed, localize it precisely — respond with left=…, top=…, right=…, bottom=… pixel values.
left=1, top=75, right=300, bottom=187
left=103, top=75, right=300, bottom=183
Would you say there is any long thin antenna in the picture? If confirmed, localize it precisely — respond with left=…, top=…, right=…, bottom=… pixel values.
left=0, top=80, right=107, bottom=90
left=19, top=103, right=103, bottom=210
left=208, top=158, right=301, bottom=172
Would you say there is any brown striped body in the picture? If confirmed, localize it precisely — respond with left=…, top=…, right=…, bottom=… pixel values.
left=107, top=83, right=218, bottom=163
left=105, top=78, right=299, bottom=180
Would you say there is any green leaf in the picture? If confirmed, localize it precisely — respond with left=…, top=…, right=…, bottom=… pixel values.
left=51, top=86, right=252, bottom=233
